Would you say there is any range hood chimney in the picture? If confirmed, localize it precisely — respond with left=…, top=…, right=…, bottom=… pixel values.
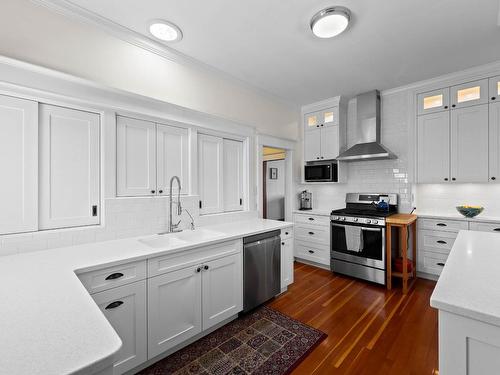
left=336, top=90, right=396, bottom=161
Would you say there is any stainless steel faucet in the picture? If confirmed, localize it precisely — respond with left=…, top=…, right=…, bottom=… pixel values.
left=169, top=176, right=183, bottom=233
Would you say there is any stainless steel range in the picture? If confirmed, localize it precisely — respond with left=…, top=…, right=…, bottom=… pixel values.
left=330, top=193, right=398, bottom=285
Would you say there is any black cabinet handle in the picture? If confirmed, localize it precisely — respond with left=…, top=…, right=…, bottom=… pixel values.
left=494, top=228, right=500, bottom=232
left=451, top=104, right=456, bottom=108
left=285, top=232, right=289, bottom=235
left=437, top=240, right=447, bottom=244
left=444, top=105, right=448, bottom=109
left=492, top=177, right=496, bottom=181
left=316, top=125, right=320, bottom=127
left=282, top=242, right=285, bottom=246
left=321, top=124, right=324, bottom=127
left=105, top=272, right=124, bottom=280
left=92, top=205, right=97, bottom=217
left=105, top=301, right=123, bottom=310
left=151, top=190, right=156, bottom=194
left=452, top=177, right=456, bottom=181
left=158, top=190, right=163, bottom=194
left=436, top=262, right=445, bottom=267
left=308, top=217, right=315, bottom=221
left=316, top=157, right=320, bottom=159
left=204, top=265, right=209, bottom=270
left=308, top=231, right=315, bottom=235
left=492, top=97, right=496, bottom=101
left=444, top=178, right=448, bottom=181
left=436, top=223, right=447, bottom=227
left=196, top=267, right=201, bottom=273
left=308, top=250, right=315, bottom=254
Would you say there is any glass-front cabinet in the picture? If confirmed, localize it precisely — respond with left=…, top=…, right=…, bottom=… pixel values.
left=304, top=112, right=319, bottom=131
left=490, top=76, right=500, bottom=102
left=304, top=108, right=339, bottom=131
left=417, top=88, right=449, bottom=115
left=450, top=79, right=488, bottom=109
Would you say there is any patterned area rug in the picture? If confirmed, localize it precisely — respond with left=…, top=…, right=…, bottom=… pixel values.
left=138, top=306, right=326, bottom=375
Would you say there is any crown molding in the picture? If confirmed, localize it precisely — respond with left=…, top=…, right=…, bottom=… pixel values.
left=30, top=0, right=297, bottom=108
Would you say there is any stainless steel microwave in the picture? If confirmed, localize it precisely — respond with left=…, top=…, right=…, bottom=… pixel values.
left=304, top=163, right=338, bottom=182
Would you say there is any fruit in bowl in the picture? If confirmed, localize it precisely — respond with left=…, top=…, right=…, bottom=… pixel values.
left=456, top=205, right=484, bottom=218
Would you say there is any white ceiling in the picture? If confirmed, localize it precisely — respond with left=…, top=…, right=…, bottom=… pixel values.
left=64, top=0, right=500, bottom=104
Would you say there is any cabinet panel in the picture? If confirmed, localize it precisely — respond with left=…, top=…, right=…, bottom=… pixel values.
left=322, top=107, right=339, bottom=127
left=320, top=126, right=340, bottom=160
left=157, top=124, right=189, bottom=195
left=198, top=134, right=223, bottom=215
left=39, top=104, right=100, bottom=229
left=489, top=102, right=500, bottom=182
left=304, top=128, right=321, bottom=162
left=469, top=221, right=500, bottom=233
left=450, top=104, right=489, bottom=182
left=148, top=266, right=202, bottom=359
left=450, top=79, right=488, bottom=109
left=417, top=88, right=449, bottom=115
left=202, top=253, right=243, bottom=330
left=223, top=139, right=244, bottom=212
left=281, top=238, right=294, bottom=288
left=490, top=76, right=500, bottom=102
left=417, top=111, right=450, bottom=183
left=0, top=95, right=38, bottom=235
left=116, top=116, right=156, bottom=197
left=418, top=218, right=468, bottom=233
left=304, top=112, right=320, bottom=131
left=92, top=281, right=147, bottom=374
left=295, top=224, right=330, bottom=245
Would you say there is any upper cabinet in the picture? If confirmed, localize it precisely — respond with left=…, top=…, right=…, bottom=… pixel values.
left=489, top=101, right=500, bottom=181
left=0, top=95, right=38, bottom=235
left=450, top=79, right=488, bottom=109
left=417, top=88, right=450, bottom=115
left=39, top=104, right=100, bottom=230
left=222, top=139, right=244, bottom=212
left=490, top=76, right=500, bottom=103
left=116, top=116, right=190, bottom=197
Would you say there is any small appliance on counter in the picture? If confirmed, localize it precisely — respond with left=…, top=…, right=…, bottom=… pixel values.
left=299, top=190, right=312, bottom=210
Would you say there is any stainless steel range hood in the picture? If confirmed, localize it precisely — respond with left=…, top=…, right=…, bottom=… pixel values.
left=336, top=90, right=396, bottom=161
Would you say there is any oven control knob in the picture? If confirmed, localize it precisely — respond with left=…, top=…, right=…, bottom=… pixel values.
left=341, top=217, right=346, bottom=221
left=353, top=218, right=358, bottom=222
left=365, top=219, right=371, bottom=224
left=372, top=220, right=378, bottom=224
left=333, top=216, right=339, bottom=220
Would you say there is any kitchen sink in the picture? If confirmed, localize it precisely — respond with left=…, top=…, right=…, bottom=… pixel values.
left=139, top=228, right=226, bottom=249
left=173, top=228, right=225, bottom=242
left=138, top=235, right=188, bottom=249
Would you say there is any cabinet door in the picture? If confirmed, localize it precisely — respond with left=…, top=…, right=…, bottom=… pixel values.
left=304, top=128, right=321, bottom=162
left=450, top=104, right=489, bottom=182
left=304, top=111, right=320, bottom=132
left=320, top=126, right=340, bottom=160
left=223, top=139, right=244, bottom=212
left=417, top=88, right=450, bottom=115
left=490, top=76, right=500, bottom=102
left=202, top=253, right=243, bottom=330
left=198, top=134, right=223, bottom=215
left=321, top=107, right=339, bottom=127
left=148, top=266, right=202, bottom=359
left=281, top=239, right=294, bottom=289
left=450, top=79, right=488, bottom=109
left=489, top=102, right=500, bottom=182
left=417, top=111, right=450, bottom=183
left=92, top=281, right=147, bottom=374
left=39, top=104, right=100, bottom=229
left=157, top=124, right=189, bottom=196
left=0, top=95, right=38, bottom=235
left=116, top=116, right=156, bottom=197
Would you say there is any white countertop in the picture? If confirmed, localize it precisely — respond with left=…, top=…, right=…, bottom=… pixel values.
left=416, top=211, right=500, bottom=223
left=293, top=209, right=332, bottom=217
left=430, top=230, right=500, bottom=327
left=0, top=219, right=292, bottom=375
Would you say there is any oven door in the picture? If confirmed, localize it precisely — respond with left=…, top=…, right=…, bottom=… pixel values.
left=330, top=222, right=385, bottom=270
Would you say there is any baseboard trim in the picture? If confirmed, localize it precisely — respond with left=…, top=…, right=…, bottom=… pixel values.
left=294, top=257, right=330, bottom=271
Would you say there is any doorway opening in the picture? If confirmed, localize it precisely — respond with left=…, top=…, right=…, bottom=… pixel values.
left=262, top=146, right=286, bottom=221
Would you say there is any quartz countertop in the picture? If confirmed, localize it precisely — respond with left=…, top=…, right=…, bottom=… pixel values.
left=0, top=219, right=293, bottom=375
left=293, top=209, right=333, bottom=217
left=416, top=212, right=500, bottom=223
left=430, top=230, right=500, bottom=327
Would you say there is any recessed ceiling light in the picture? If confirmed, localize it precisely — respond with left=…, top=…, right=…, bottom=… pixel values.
left=149, top=20, right=183, bottom=42
left=310, top=6, right=351, bottom=39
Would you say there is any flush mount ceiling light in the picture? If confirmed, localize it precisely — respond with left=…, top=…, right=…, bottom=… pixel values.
left=149, top=20, right=183, bottom=42
left=310, top=6, right=351, bottom=38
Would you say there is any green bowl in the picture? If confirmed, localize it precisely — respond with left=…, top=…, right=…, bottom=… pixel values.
left=456, top=206, right=484, bottom=218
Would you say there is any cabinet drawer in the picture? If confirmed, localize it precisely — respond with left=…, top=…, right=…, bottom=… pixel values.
left=148, top=239, right=241, bottom=277
left=78, top=260, right=147, bottom=294
left=418, top=218, right=468, bottom=232
left=294, top=213, right=330, bottom=227
left=295, top=224, right=329, bottom=245
left=418, top=251, right=448, bottom=276
left=295, top=240, right=329, bottom=265
left=281, top=227, right=293, bottom=241
left=469, top=221, right=500, bottom=233
left=418, top=230, right=458, bottom=255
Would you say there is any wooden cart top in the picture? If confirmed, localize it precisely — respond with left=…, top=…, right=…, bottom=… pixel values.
left=386, top=213, right=417, bottom=226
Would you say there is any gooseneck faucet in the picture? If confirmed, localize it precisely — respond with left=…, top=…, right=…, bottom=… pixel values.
left=169, top=176, right=182, bottom=233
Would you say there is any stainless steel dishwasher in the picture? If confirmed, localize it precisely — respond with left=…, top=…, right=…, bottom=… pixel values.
left=243, top=230, right=281, bottom=312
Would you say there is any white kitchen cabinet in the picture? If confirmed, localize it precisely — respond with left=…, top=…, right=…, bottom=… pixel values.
left=92, top=280, right=147, bottom=374
left=321, top=107, right=339, bottom=127
left=450, top=104, right=489, bottom=182
left=293, top=213, right=330, bottom=266
left=417, top=111, right=450, bottom=183
left=202, top=253, right=243, bottom=330
left=489, top=102, right=500, bottom=182
left=0, top=95, right=38, bottom=235
left=490, top=76, right=500, bottom=102
left=321, top=126, right=340, bottom=160
left=198, top=134, right=223, bottom=214
left=39, top=104, right=100, bottom=229
left=281, top=238, right=294, bottom=289
left=450, top=79, right=488, bottom=109
left=116, top=116, right=156, bottom=197
left=157, top=124, right=189, bottom=195
left=148, top=265, right=202, bottom=359
left=304, top=111, right=320, bottom=132
left=304, top=128, right=321, bottom=161
left=223, top=139, right=244, bottom=212
left=417, top=88, right=450, bottom=115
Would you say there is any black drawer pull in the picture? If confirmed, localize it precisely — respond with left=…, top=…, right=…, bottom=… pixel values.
left=494, top=228, right=500, bottom=232
left=105, top=272, right=124, bottom=280
left=282, top=242, right=285, bottom=246
left=308, top=250, right=315, bottom=254
left=436, top=262, right=445, bottom=267
left=204, top=265, right=209, bottom=270
left=437, top=240, right=447, bottom=244
left=308, top=217, right=315, bottom=221
left=308, top=231, right=315, bottom=235
left=285, top=232, right=289, bottom=235
left=105, top=301, right=124, bottom=310
left=196, top=267, right=202, bottom=273
left=436, top=223, right=447, bottom=227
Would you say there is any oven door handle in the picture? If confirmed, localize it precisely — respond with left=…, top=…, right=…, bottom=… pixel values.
left=331, top=223, right=382, bottom=232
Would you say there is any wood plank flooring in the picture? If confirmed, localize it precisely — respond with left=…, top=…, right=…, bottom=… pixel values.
left=268, top=262, right=439, bottom=375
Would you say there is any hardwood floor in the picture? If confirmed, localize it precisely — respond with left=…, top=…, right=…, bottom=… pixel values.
left=268, top=262, right=439, bottom=375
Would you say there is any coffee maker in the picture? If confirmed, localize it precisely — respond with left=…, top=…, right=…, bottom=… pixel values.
left=299, top=190, right=312, bottom=210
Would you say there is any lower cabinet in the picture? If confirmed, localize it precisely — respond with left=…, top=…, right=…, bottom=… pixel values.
left=281, top=238, right=294, bottom=288
left=91, top=280, right=147, bottom=375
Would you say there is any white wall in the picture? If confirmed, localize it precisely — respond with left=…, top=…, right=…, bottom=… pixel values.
left=0, top=0, right=299, bottom=140
left=266, top=159, right=285, bottom=220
